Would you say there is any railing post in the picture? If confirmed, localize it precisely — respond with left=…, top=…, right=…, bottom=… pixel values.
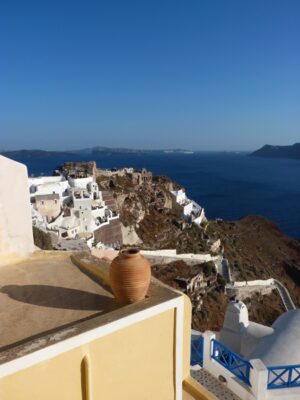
left=249, top=359, right=268, bottom=400
left=202, top=331, right=215, bottom=369
left=288, top=366, right=293, bottom=386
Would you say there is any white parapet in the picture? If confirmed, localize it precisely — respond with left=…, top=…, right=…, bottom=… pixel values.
left=201, top=331, right=269, bottom=400
left=250, top=359, right=268, bottom=400
left=0, top=156, right=34, bottom=262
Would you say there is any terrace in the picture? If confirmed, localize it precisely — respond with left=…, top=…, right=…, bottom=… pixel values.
left=0, top=250, right=182, bottom=360
left=0, top=247, right=200, bottom=400
left=0, top=252, right=115, bottom=352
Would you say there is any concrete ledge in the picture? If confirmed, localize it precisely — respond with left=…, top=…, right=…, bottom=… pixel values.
left=183, top=376, right=218, bottom=400
left=71, top=252, right=111, bottom=287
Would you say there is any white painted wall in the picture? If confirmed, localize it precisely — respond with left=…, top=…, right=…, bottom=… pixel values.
left=68, top=177, right=93, bottom=189
left=171, top=189, right=186, bottom=205
left=32, top=182, right=69, bottom=197
left=73, top=197, right=92, bottom=211
left=141, top=249, right=219, bottom=263
left=230, top=279, right=275, bottom=287
left=28, top=176, right=63, bottom=186
left=183, top=202, right=194, bottom=216
left=0, top=156, right=34, bottom=261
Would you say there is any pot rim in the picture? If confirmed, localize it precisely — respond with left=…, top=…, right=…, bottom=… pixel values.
left=120, top=248, right=140, bottom=257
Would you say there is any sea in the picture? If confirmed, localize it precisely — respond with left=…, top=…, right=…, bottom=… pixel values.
left=11, top=152, right=300, bottom=239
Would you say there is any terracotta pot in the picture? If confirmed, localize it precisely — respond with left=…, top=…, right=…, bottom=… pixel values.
left=109, top=248, right=151, bottom=304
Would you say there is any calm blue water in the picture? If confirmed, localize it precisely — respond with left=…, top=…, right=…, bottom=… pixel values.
left=11, top=152, right=300, bottom=239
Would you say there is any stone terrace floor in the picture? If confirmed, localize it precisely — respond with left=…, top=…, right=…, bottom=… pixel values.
left=191, top=367, right=242, bottom=400
left=0, top=251, right=115, bottom=350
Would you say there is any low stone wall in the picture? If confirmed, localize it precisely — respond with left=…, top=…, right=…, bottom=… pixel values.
left=226, top=278, right=296, bottom=311
left=141, top=249, right=219, bottom=265
left=230, top=279, right=275, bottom=287
left=227, top=285, right=274, bottom=300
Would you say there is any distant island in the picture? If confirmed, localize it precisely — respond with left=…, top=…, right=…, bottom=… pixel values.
left=0, top=146, right=194, bottom=159
left=251, top=143, right=300, bottom=160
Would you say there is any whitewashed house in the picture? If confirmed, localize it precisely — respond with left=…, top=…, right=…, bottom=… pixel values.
left=29, top=176, right=69, bottom=200
left=171, top=189, right=206, bottom=226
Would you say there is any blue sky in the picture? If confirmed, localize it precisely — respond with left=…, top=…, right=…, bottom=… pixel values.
left=0, top=0, right=299, bottom=151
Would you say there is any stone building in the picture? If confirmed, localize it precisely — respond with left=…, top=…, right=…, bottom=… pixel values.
left=127, top=168, right=152, bottom=185
left=175, top=270, right=207, bottom=295
left=59, top=161, right=97, bottom=179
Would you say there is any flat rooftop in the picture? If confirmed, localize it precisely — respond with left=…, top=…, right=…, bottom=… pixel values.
left=0, top=251, right=180, bottom=365
left=0, top=252, right=115, bottom=350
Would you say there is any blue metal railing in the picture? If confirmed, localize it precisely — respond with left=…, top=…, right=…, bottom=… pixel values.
left=191, top=336, right=204, bottom=367
left=268, top=365, right=300, bottom=389
left=211, top=339, right=252, bottom=386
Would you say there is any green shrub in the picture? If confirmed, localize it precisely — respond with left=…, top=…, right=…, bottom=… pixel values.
left=203, top=261, right=215, bottom=276
left=33, top=226, right=53, bottom=250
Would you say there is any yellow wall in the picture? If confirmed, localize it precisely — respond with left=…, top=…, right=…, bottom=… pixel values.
left=0, top=309, right=177, bottom=400
left=182, top=294, right=192, bottom=379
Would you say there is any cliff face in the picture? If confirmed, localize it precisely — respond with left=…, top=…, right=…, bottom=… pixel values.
left=251, top=143, right=300, bottom=160
left=97, top=173, right=175, bottom=227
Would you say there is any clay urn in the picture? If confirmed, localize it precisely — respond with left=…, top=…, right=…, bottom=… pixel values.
left=109, top=248, right=151, bottom=305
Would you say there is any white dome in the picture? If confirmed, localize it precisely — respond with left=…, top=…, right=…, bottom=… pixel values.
left=248, top=309, right=300, bottom=366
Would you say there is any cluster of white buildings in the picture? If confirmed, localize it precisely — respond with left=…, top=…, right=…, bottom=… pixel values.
left=29, top=175, right=120, bottom=248
left=170, top=189, right=206, bottom=226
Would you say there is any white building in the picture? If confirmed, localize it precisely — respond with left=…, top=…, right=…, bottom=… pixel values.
left=68, top=176, right=93, bottom=190
left=171, top=189, right=206, bottom=226
left=171, top=189, right=187, bottom=205
left=29, top=176, right=69, bottom=200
